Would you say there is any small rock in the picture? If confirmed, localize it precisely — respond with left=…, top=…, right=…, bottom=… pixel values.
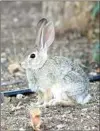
left=87, top=115, right=90, bottom=119
left=19, top=128, right=25, bottom=131
left=74, top=117, right=77, bottom=120
left=62, top=114, right=66, bottom=118
left=16, top=94, right=24, bottom=99
left=92, top=126, right=96, bottom=130
left=57, top=124, right=65, bottom=129
left=81, top=108, right=88, bottom=112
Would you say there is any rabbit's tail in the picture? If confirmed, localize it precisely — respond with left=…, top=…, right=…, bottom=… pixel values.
left=82, top=94, right=91, bottom=104
left=76, top=94, right=91, bottom=104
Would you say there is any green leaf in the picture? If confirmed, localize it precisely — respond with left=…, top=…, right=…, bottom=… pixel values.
left=91, top=2, right=100, bottom=18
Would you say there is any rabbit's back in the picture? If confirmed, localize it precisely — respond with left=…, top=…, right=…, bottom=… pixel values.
left=34, top=56, right=89, bottom=89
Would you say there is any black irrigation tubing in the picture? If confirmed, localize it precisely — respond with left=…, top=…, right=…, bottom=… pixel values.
left=89, top=74, right=100, bottom=82
left=1, top=88, right=34, bottom=97
left=1, top=74, right=100, bottom=97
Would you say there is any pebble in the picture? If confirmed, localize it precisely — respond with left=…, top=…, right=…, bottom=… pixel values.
left=16, top=94, right=24, bottom=99
left=19, top=128, right=25, bottom=131
left=92, top=126, right=96, bottom=130
left=57, top=124, right=65, bottom=129
left=87, top=115, right=90, bottom=119
left=62, top=114, right=66, bottom=118
left=74, top=117, right=77, bottom=120
left=81, top=108, right=88, bottom=112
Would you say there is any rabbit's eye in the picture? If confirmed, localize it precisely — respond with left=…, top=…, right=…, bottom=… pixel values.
left=30, top=53, right=36, bottom=58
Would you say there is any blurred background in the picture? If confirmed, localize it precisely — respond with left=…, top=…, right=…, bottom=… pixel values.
left=1, top=1, right=100, bottom=90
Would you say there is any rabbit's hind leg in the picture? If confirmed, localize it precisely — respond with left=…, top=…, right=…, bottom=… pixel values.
left=46, top=85, right=76, bottom=106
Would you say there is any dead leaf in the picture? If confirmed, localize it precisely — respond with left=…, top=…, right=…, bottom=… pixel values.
left=29, top=107, right=41, bottom=131
left=8, top=63, right=22, bottom=74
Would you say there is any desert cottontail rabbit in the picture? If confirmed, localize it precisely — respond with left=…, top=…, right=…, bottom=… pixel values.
left=22, top=18, right=91, bottom=106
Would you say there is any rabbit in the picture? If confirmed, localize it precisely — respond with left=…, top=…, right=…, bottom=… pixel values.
left=22, top=18, right=91, bottom=107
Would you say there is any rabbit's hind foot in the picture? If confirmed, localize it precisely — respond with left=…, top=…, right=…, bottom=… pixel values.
left=38, top=99, right=59, bottom=107
left=48, top=99, right=75, bottom=107
left=57, top=100, right=75, bottom=106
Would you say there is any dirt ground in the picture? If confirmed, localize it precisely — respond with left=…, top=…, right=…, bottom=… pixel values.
left=1, top=83, right=100, bottom=131
left=1, top=1, right=100, bottom=131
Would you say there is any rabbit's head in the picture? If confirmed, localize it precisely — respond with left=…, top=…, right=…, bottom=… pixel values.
left=22, top=18, right=55, bottom=70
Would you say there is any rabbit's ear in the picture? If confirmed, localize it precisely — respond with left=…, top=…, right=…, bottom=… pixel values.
left=37, top=18, right=48, bottom=29
left=35, top=18, right=48, bottom=50
left=41, top=21, right=55, bottom=51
